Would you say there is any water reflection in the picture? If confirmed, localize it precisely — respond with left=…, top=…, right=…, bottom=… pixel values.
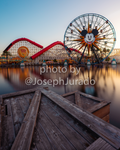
left=0, top=65, right=120, bottom=128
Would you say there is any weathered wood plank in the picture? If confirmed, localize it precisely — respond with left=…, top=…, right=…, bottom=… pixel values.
left=41, top=89, right=120, bottom=149
left=0, top=96, right=3, bottom=148
left=100, top=143, right=116, bottom=150
left=0, top=87, right=48, bottom=99
left=77, top=91, right=104, bottom=102
left=85, top=137, right=106, bottom=150
left=31, top=125, right=53, bottom=150
left=37, top=110, right=76, bottom=150
left=102, top=114, right=109, bottom=123
left=41, top=95, right=98, bottom=144
left=0, top=96, right=3, bottom=105
left=17, top=96, right=30, bottom=116
left=41, top=100, right=89, bottom=149
left=93, top=104, right=110, bottom=119
left=75, top=92, right=82, bottom=107
left=87, top=101, right=110, bottom=113
left=10, top=97, right=24, bottom=136
left=75, top=94, right=99, bottom=110
left=63, top=94, right=75, bottom=103
left=23, top=94, right=34, bottom=105
left=85, top=137, right=116, bottom=150
left=61, top=91, right=77, bottom=97
left=1, top=99, right=15, bottom=150
left=11, top=90, right=41, bottom=150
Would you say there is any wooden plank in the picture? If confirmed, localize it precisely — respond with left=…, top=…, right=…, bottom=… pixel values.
left=93, top=104, right=110, bottom=119
left=23, top=94, right=34, bottom=105
left=1, top=99, right=16, bottom=149
left=11, top=90, right=41, bottom=150
left=31, top=125, right=53, bottom=150
left=10, top=97, right=24, bottom=136
left=85, top=137, right=106, bottom=150
left=75, top=94, right=99, bottom=110
left=40, top=99, right=89, bottom=149
left=100, top=143, right=116, bottom=150
left=75, top=92, right=82, bottom=107
left=41, top=89, right=120, bottom=149
left=0, top=96, right=3, bottom=105
left=41, top=95, right=98, bottom=144
left=87, top=101, right=110, bottom=113
left=61, top=91, right=77, bottom=97
left=17, top=96, right=30, bottom=116
left=0, top=87, right=48, bottom=99
left=85, top=138, right=116, bottom=150
left=102, top=114, right=109, bottom=123
left=37, top=110, right=76, bottom=150
left=0, top=96, right=2, bottom=148
left=77, top=91, right=104, bottom=102
left=63, top=94, right=75, bottom=103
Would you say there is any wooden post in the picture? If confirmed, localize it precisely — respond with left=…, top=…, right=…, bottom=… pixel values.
left=75, top=92, right=82, bottom=108
left=0, top=96, right=4, bottom=148
left=0, top=96, right=3, bottom=148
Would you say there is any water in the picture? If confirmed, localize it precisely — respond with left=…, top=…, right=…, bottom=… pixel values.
left=0, top=65, right=120, bottom=128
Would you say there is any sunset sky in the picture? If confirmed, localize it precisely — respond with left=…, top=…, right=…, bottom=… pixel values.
left=0, top=0, right=120, bottom=55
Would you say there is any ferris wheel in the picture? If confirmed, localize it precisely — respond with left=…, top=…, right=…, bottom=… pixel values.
left=64, top=13, right=116, bottom=64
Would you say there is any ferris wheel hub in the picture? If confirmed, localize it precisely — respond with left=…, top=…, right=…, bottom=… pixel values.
left=84, top=33, right=95, bottom=44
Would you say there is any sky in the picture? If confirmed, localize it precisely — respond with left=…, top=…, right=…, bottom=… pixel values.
left=0, top=0, right=120, bottom=55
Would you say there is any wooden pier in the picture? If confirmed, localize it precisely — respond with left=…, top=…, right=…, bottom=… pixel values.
left=62, top=91, right=110, bottom=122
left=0, top=87, right=120, bottom=150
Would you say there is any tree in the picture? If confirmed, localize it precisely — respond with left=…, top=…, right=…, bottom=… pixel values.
left=105, top=57, right=110, bottom=61
left=53, top=59, right=57, bottom=62
left=1, top=51, right=12, bottom=64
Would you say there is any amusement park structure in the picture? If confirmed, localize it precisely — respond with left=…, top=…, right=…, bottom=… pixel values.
left=0, top=13, right=117, bottom=65
left=64, top=13, right=116, bottom=64
left=1, top=38, right=70, bottom=64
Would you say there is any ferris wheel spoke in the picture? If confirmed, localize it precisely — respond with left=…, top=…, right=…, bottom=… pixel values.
left=96, top=18, right=102, bottom=29
left=73, top=26, right=82, bottom=34
left=78, top=43, right=86, bottom=51
left=99, top=41, right=114, bottom=45
left=65, top=42, right=80, bottom=47
left=91, top=14, right=94, bottom=28
left=98, top=32, right=113, bottom=38
left=101, top=28, right=112, bottom=35
left=88, top=14, right=90, bottom=32
left=70, top=42, right=82, bottom=49
left=92, top=43, right=101, bottom=51
left=65, top=36, right=81, bottom=40
left=98, top=43, right=112, bottom=49
left=84, top=15, right=87, bottom=28
left=68, top=27, right=81, bottom=35
left=73, top=45, right=82, bottom=51
left=101, top=24, right=110, bottom=32
left=71, top=43, right=82, bottom=48
left=74, top=20, right=82, bottom=31
left=66, top=32, right=80, bottom=37
left=96, top=37, right=106, bottom=41
left=93, top=16, right=99, bottom=29
left=98, top=21, right=107, bottom=31
left=71, top=39, right=83, bottom=42
left=79, top=18, right=84, bottom=29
